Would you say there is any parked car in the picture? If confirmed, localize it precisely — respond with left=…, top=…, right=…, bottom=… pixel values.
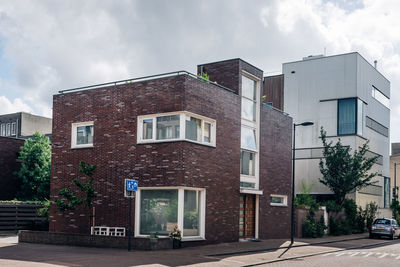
left=369, top=218, right=400, bottom=240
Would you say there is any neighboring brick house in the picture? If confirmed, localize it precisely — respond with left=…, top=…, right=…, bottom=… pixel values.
left=0, top=112, right=52, bottom=139
left=0, top=136, right=25, bottom=200
left=49, top=58, right=292, bottom=244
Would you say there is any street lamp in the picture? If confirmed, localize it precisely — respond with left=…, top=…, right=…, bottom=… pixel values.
left=291, top=121, right=314, bottom=245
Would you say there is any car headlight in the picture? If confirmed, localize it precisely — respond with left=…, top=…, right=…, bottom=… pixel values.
left=371, top=225, right=377, bottom=230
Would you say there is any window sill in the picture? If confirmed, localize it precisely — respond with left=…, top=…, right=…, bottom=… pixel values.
left=270, top=203, right=288, bottom=207
left=71, top=144, right=94, bottom=149
left=137, top=138, right=216, bottom=148
left=182, top=236, right=205, bottom=242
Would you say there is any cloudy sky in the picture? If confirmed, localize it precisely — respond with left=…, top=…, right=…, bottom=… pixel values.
left=0, top=0, right=400, bottom=141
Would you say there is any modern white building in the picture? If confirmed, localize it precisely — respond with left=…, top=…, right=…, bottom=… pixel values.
left=282, top=52, right=390, bottom=214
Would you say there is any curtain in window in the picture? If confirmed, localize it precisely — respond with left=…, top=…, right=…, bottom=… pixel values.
left=338, top=98, right=356, bottom=135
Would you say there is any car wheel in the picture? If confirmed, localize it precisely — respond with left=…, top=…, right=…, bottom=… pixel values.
left=391, top=233, right=395, bottom=240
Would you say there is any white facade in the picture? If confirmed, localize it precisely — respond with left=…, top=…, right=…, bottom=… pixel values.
left=283, top=52, right=390, bottom=211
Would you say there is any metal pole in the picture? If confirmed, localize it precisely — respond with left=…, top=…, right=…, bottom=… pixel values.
left=291, top=124, right=296, bottom=245
left=395, top=163, right=397, bottom=200
left=128, top=197, right=132, bottom=251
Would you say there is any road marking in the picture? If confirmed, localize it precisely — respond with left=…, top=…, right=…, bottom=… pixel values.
left=363, top=252, right=374, bottom=257
left=396, top=255, right=400, bottom=260
left=378, top=253, right=389, bottom=258
left=349, top=252, right=360, bottom=257
left=322, top=253, right=335, bottom=257
left=336, top=252, right=347, bottom=257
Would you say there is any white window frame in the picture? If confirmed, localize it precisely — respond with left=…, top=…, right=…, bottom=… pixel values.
left=240, top=71, right=261, bottom=190
left=71, top=121, right=94, bottom=149
left=270, top=194, right=288, bottom=207
left=134, top=186, right=206, bottom=241
left=137, top=111, right=216, bottom=147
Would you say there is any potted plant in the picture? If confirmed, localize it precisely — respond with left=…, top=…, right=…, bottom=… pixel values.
left=149, top=232, right=159, bottom=243
left=169, top=225, right=182, bottom=249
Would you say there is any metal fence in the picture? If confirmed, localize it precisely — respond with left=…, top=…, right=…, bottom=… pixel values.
left=0, top=203, right=46, bottom=231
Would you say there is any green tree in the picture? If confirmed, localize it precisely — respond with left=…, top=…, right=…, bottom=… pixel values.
left=319, top=127, right=378, bottom=205
left=17, top=132, right=51, bottom=200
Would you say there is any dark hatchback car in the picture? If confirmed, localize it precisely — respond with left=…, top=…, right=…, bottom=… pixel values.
left=369, top=218, right=400, bottom=239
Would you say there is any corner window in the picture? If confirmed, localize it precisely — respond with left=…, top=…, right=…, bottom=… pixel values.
left=270, top=194, right=288, bottom=206
left=136, top=188, right=205, bottom=239
left=137, top=112, right=215, bottom=147
left=71, top=121, right=94, bottom=148
left=241, top=127, right=257, bottom=151
left=241, top=76, right=257, bottom=121
left=372, top=86, right=389, bottom=108
left=338, top=98, right=357, bottom=136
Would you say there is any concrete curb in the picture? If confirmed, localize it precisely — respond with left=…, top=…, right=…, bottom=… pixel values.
left=242, top=239, right=397, bottom=266
left=206, top=235, right=367, bottom=257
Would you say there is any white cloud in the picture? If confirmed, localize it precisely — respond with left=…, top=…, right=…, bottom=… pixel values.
left=0, top=96, right=33, bottom=114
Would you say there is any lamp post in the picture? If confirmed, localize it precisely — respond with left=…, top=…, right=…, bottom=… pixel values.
left=394, top=163, right=398, bottom=201
left=291, top=121, right=314, bottom=245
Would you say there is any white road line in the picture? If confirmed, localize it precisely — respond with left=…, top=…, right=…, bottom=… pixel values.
left=379, top=253, right=389, bottom=258
left=396, top=255, right=400, bottom=260
left=360, top=252, right=367, bottom=254
left=322, top=253, right=335, bottom=257
left=350, top=252, right=360, bottom=257
left=363, top=252, right=374, bottom=257
left=336, top=252, right=347, bottom=257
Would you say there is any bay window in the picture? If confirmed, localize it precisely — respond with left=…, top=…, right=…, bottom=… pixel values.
left=135, top=187, right=205, bottom=239
left=137, top=111, right=216, bottom=146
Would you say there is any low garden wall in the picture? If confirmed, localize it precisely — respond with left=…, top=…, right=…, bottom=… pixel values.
left=19, top=230, right=173, bottom=250
left=295, top=207, right=327, bottom=238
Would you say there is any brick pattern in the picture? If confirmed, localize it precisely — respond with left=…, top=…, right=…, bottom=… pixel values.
left=259, top=105, right=293, bottom=239
left=0, top=137, right=24, bottom=200
left=50, top=59, right=293, bottom=244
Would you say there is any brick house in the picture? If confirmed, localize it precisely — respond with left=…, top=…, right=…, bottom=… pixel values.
left=49, top=59, right=292, bottom=244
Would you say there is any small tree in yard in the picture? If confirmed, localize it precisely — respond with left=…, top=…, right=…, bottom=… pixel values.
left=17, top=132, right=51, bottom=201
left=319, top=127, right=378, bottom=205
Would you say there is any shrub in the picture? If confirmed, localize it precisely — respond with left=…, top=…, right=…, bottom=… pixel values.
left=303, top=216, right=327, bottom=238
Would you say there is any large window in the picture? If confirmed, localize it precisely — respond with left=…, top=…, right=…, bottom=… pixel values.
left=0, top=124, right=5, bottom=136
left=137, top=112, right=216, bottom=147
left=366, top=116, right=388, bottom=137
left=372, top=86, right=389, bottom=108
left=338, top=98, right=357, bottom=136
left=71, top=121, right=94, bottom=148
left=136, top=188, right=205, bottom=239
left=240, top=74, right=259, bottom=190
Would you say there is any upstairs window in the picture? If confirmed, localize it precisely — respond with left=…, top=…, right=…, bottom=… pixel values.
left=241, top=76, right=257, bottom=122
left=338, top=98, right=357, bottom=136
left=71, top=121, right=94, bottom=148
left=372, top=86, right=389, bottom=108
left=11, top=122, right=16, bottom=136
left=137, top=112, right=216, bottom=147
left=0, top=124, right=5, bottom=136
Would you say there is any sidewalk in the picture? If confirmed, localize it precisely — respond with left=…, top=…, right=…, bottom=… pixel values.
left=1, top=232, right=394, bottom=267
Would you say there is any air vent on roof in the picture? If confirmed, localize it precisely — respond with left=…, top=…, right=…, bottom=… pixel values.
left=302, top=55, right=324, bottom=61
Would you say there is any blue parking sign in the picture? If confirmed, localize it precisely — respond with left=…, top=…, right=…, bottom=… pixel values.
left=125, top=179, right=138, bottom=192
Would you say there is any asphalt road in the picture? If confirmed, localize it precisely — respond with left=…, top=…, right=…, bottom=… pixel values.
left=267, top=239, right=400, bottom=267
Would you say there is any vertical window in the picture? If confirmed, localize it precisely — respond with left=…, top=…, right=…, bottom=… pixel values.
left=140, top=190, right=178, bottom=236
left=6, top=123, right=11, bottom=136
left=384, top=177, right=390, bottom=208
left=338, top=98, right=356, bottom=135
left=184, top=190, right=200, bottom=236
left=185, top=116, right=202, bottom=142
left=357, top=99, right=363, bottom=136
left=372, top=86, right=390, bottom=108
left=142, top=119, right=153, bottom=140
left=11, top=122, right=16, bottom=136
left=241, top=151, right=255, bottom=176
left=156, top=115, right=180, bottom=140
left=241, top=76, right=257, bottom=121
left=0, top=124, right=5, bottom=136
left=203, top=122, right=211, bottom=143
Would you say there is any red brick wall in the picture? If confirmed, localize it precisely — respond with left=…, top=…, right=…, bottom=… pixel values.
left=0, top=137, right=24, bottom=200
left=259, top=105, right=293, bottom=239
